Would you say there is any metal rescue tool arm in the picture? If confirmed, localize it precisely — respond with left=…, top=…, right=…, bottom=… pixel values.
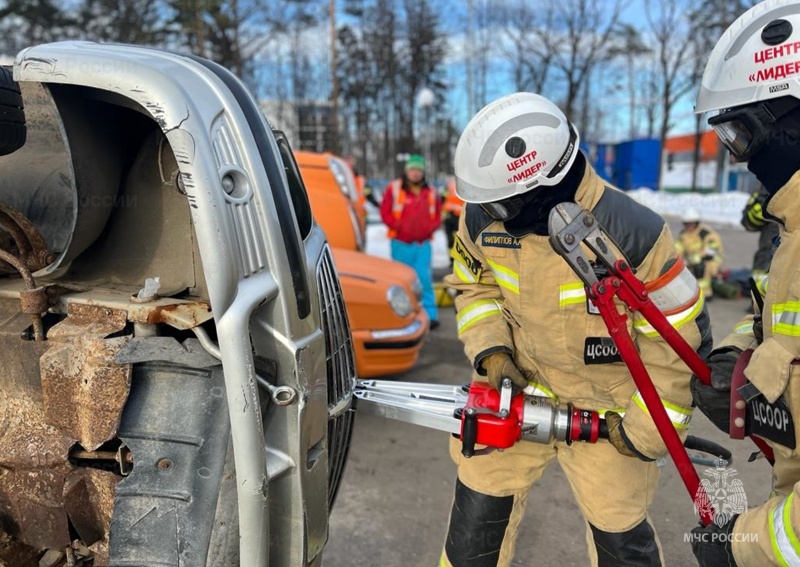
left=354, top=378, right=610, bottom=457
left=354, top=378, right=730, bottom=461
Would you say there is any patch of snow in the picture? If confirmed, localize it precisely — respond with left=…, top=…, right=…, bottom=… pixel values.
left=627, top=189, right=749, bottom=227
left=366, top=224, right=451, bottom=270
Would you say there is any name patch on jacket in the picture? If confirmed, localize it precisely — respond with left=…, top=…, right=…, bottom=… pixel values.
left=584, top=337, right=622, bottom=365
left=747, top=395, right=796, bottom=449
left=482, top=232, right=521, bottom=249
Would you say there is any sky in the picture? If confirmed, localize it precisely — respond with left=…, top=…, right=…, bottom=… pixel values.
left=432, top=0, right=704, bottom=142
left=0, top=0, right=708, bottom=143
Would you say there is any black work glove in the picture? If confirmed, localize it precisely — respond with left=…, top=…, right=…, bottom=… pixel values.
left=690, top=347, right=743, bottom=434
left=753, top=315, right=764, bottom=345
left=690, top=263, right=705, bottom=279
left=690, top=516, right=739, bottom=567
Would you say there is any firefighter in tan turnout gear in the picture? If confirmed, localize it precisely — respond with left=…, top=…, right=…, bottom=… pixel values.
left=676, top=207, right=724, bottom=299
left=439, top=92, right=712, bottom=567
left=689, top=1, right=800, bottom=565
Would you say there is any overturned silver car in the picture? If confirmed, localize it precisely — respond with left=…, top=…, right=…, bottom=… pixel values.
left=0, top=42, right=355, bottom=567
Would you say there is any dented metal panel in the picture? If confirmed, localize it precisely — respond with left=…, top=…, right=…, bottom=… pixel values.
left=127, top=300, right=212, bottom=329
left=64, top=469, right=117, bottom=565
left=41, top=304, right=132, bottom=451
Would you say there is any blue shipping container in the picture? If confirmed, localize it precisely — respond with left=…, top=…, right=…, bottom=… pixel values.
left=580, top=142, right=614, bottom=185
left=613, top=139, right=661, bottom=191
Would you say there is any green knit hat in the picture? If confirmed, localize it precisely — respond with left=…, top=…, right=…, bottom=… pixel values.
left=405, top=154, right=426, bottom=173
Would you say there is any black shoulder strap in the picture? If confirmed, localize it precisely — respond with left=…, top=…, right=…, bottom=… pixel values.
left=465, top=203, right=494, bottom=242
left=592, top=187, right=665, bottom=269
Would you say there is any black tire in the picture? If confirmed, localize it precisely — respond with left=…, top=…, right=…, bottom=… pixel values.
left=0, top=66, right=26, bottom=156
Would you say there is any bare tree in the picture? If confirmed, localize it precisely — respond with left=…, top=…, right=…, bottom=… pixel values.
left=687, top=0, right=759, bottom=191
left=337, top=23, right=379, bottom=171
left=168, top=0, right=290, bottom=86
left=470, top=0, right=492, bottom=112
left=644, top=0, right=696, bottom=189
left=607, top=24, right=651, bottom=139
left=77, top=0, right=166, bottom=45
left=362, top=0, right=399, bottom=176
left=0, top=0, right=79, bottom=53
left=640, top=58, right=661, bottom=140
left=494, top=0, right=557, bottom=95
left=547, top=0, right=623, bottom=123
left=398, top=0, right=447, bottom=155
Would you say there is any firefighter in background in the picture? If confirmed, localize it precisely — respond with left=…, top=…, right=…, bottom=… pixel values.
left=442, top=177, right=464, bottom=264
left=689, top=1, right=800, bottom=565
left=380, top=154, right=442, bottom=329
left=741, top=184, right=780, bottom=277
left=676, top=208, right=724, bottom=299
left=441, top=92, right=711, bottom=567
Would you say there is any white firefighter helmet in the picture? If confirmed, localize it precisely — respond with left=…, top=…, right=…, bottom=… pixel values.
left=454, top=92, right=580, bottom=204
left=695, top=0, right=800, bottom=160
left=682, top=208, right=701, bottom=224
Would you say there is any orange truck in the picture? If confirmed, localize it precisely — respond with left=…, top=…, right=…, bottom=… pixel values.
left=294, top=151, right=428, bottom=378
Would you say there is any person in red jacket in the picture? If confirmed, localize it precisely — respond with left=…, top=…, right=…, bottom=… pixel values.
left=380, top=154, right=442, bottom=328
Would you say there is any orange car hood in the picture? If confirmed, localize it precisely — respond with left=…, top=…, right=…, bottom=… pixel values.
left=331, top=248, right=417, bottom=288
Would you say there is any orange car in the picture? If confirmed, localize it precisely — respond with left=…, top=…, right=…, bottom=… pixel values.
left=295, top=150, right=428, bottom=378
left=294, top=150, right=367, bottom=249
left=332, top=248, right=428, bottom=377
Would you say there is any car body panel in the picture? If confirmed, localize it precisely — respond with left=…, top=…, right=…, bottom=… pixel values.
left=5, top=41, right=355, bottom=567
left=294, top=150, right=366, bottom=250
left=331, top=248, right=427, bottom=378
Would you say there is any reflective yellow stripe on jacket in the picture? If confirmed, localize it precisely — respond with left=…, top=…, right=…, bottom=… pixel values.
left=453, top=258, right=478, bottom=284
left=485, top=259, right=520, bottom=294
left=773, top=302, right=800, bottom=337
left=735, top=321, right=755, bottom=336
left=526, top=382, right=558, bottom=400
left=770, top=493, right=800, bottom=567
left=757, top=275, right=770, bottom=297
left=633, top=294, right=705, bottom=338
left=631, top=391, right=693, bottom=429
left=559, top=282, right=586, bottom=307
left=457, top=300, right=502, bottom=335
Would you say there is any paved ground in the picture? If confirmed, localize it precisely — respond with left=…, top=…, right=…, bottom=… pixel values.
left=325, top=220, right=773, bottom=566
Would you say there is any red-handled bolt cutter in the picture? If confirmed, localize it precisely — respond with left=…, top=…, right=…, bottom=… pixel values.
left=548, top=202, right=773, bottom=526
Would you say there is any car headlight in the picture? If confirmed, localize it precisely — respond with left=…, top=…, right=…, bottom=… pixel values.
left=387, top=285, right=413, bottom=318
left=411, top=278, right=422, bottom=301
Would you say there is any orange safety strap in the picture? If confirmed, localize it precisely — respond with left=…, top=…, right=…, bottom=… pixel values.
left=443, top=184, right=464, bottom=215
